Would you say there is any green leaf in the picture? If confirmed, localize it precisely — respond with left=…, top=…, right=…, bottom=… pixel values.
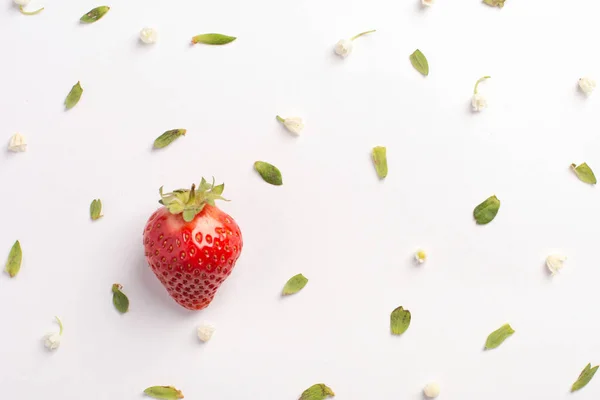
left=154, top=129, right=186, bottom=149
left=80, top=6, right=110, bottom=23
left=90, top=199, right=102, bottom=220
left=282, top=274, right=308, bottom=296
left=484, top=323, right=515, bottom=350
left=144, top=386, right=184, bottom=400
left=182, top=209, right=198, bottom=222
left=191, top=33, right=236, bottom=45
left=64, top=81, right=83, bottom=110
left=572, top=363, right=599, bottom=392
left=571, top=163, right=597, bottom=185
left=390, top=306, right=411, bottom=335
left=5, top=240, right=22, bottom=278
left=254, top=161, right=283, bottom=185
left=299, top=383, right=335, bottom=400
left=112, top=284, right=129, bottom=313
left=212, top=183, right=225, bottom=196
left=483, top=0, right=505, bottom=7
left=473, top=195, right=500, bottom=225
left=372, top=146, right=388, bottom=179
left=410, top=49, right=429, bottom=76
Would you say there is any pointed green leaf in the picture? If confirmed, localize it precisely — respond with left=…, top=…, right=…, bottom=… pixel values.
left=473, top=195, right=500, bottom=225
left=191, top=33, right=236, bottom=45
left=80, top=6, right=110, bottom=23
left=484, top=323, right=515, bottom=350
left=154, top=129, right=186, bottom=149
left=182, top=209, right=198, bottom=222
left=112, top=284, right=129, bottom=313
left=65, top=81, right=83, bottom=110
left=572, top=363, right=599, bottom=392
left=254, top=161, right=283, bottom=185
left=90, top=199, right=102, bottom=220
left=483, top=0, right=505, bottom=7
left=571, top=163, right=597, bottom=185
left=410, top=49, right=429, bottom=76
left=5, top=240, right=22, bottom=278
left=212, top=184, right=225, bottom=196
left=282, top=274, right=308, bottom=296
left=372, top=146, right=388, bottom=179
left=144, top=386, right=184, bottom=400
left=390, top=306, right=411, bottom=335
left=299, top=383, right=335, bottom=400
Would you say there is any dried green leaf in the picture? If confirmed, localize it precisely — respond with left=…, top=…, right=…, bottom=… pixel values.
left=282, top=274, right=308, bottom=296
left=64, top=82, right=83, bottom=110
left=90, top=199, right=102, bottom=220
left=571, top=163, right=597, bottom=185
left=254, top=161, right=283, bottom=185
left=410, top=49, right=429, bottom=76
left=5, top=240, right=22, bottom=278
left=80, top=6, right=110, bottom=23
left=484, top=323, right=514, bottom=350
left=483, top=0, right=505, bottom=7
left=473, top=195, right=500, bottom=225
left=299, top=383, right=335, bottom=400
left=191, top=33, right=236, bottom=45
left=390, top=306, right=411, bottom=335
left=372, top=146, right=388, bottom=179
left=572, top=363, right=599, bottom=392
left=144, top=386, right=184, bottom=400
left=112, top=284, right=129, bottom=313
left=154, top=129, right=186, bottom=149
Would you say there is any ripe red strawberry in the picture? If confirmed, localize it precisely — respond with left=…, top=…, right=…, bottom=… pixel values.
left=143, top=178, right=243, bottom=310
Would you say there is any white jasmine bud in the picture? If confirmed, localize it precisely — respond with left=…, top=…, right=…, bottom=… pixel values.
left=197, top=323, right=215, bottom=342
left=471, top=76, right=491, bottom=112
left=423, top=382, right=440, bottom=398
left=43, top=316, right=63, bottom=351
left=334, top=30, right=376, bottom=58
left=578, top=77, right=596, bottom=95
left=546, top=254, right=566, bottom=275
left=139, top=27, right=158, bottom=44
left=8, top=133, right=27, bottom=152
left=276, top=115, right=304, bottom=135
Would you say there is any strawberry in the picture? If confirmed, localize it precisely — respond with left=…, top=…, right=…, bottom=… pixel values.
left=143, top=178, right=243, bottom=310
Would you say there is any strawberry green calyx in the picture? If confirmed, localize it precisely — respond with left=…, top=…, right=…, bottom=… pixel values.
left=159, top=178, right=227, bottom=222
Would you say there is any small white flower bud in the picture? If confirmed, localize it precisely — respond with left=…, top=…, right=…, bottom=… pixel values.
left=546, top=254, right=566, bottom=275
left=197, top=323, right=215, bottom=342
left=8, top=133, right=27, bottom=152
left=471, top=93, right=488, bottom=111
left=578, top=77, right=596, bottom=95
left=13, top=0, right=30, bottom=6
left=422, top=0, right=434, bottom=6
left=334, top=39, right=353, bottom=58
left=139, top=27, right=158, bottom=44
left=423, top=382, right=440, bottom=398
left=276, top=116, right=304, bottom=135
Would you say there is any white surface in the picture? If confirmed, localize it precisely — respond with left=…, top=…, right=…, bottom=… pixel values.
left=1, top=0, right=600, bottom=399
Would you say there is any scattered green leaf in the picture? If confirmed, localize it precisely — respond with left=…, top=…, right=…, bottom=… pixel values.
left=80, top=6, right=110, bottom=23
left=390, top=306, right=411, bottom=335
left=282, top=274, right=308, bottom=296
left=473, top=195, right=500, bottom=225
left=144, top=386, right=184, bottom=400
left=483, top=0, right=505, bottom=7
left=410, top=49, right=429, bottom=76
left=484, top=323, right=514, bottom=350
left=65, top=82, right=83, bottom=110
left=154, top=129, right=186, bottom=149
left=112, top=283, right=129, bottom=313
left=5, top=240, right=22, bottom=278
left=90, top=199, right=102, bottom=220
left=571, top=163, right=597, bottom=185
left=572, top=363, right=599, bottom=392
left=191, top=34, right=236, bottom=45
left=299, top=383, right=335, bottom=400
left=372, top=146, right=388, bottom=179
left=254, top=161, right=283, bottom=185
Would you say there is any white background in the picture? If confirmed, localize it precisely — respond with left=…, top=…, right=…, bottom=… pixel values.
left=1, top=0, right=600, bottom=398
